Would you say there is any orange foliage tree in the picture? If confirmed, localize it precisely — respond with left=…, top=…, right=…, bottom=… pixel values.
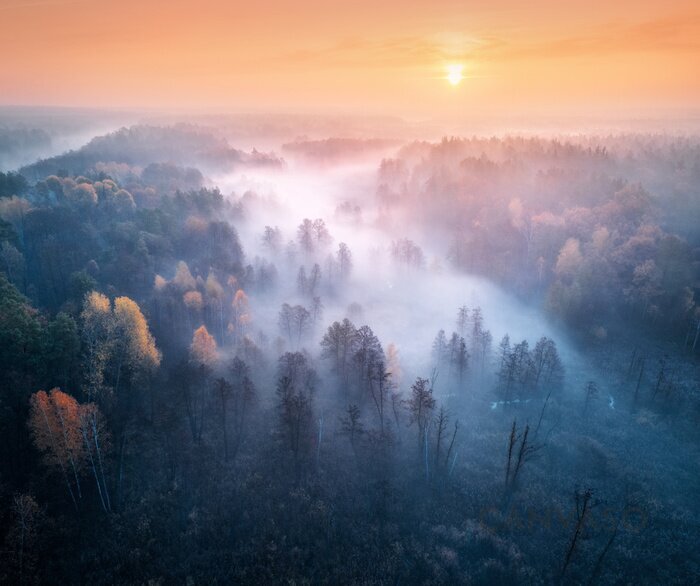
left=29, top=388, right=111, bottom=512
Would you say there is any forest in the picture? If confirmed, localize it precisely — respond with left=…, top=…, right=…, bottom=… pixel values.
left=0, top=113, right=699, bottom=585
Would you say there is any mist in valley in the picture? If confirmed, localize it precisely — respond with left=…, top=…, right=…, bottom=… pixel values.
left=0, top=111, right=699, bottom=585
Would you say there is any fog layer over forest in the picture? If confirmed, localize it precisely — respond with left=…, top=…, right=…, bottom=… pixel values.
left=0, top=112, right=699, bottom=584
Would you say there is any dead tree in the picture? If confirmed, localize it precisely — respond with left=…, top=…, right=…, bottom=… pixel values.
left=560, top=487, right=595, bottom=581
left=534, top=390, right=552, bottom=439
left=444, top=419, right=459, bottom=470
left=434, top=406, right=449, bottom=469
left=505, top=420, right=541, bottom=492
left=505, top=421, right=517, bottom=488
left=587, top=495, right=637, bottom=585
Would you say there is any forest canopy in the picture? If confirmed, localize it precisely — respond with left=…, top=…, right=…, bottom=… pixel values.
left=0, top=119, right=698, bottom=585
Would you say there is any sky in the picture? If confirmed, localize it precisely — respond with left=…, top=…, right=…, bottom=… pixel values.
left=1, top=0, right=699, bottom=119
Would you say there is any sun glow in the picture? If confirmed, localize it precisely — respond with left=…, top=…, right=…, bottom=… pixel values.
left=446, top=64, right=464, bottom=86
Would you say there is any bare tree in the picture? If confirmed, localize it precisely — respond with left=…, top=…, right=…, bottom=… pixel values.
left=7, top=494, right=40, bottom=584
left=504, top=420, right=541, bottom=492
left=560, top=487, right=595, bottom=581
left=434, top=406, right=449, bottom=469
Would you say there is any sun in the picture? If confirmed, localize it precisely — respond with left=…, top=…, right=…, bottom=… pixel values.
left=446, top=64, right=464, bottom=86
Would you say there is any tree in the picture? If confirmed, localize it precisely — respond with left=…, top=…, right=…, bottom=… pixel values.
left=504, top=420, right=540, bottom=492
left=385, top=343, right=402, bottom=390
left=111, top=296, right=160, bottom=497
left=65, top=181, right=98, bottom=206
left=560, top=488, right=595, bottom=581
left=277, top=351, right=317, bottom=394
left=296, top=266, right=308, bottom=295
left=278, top=303, right=311, bottom=349
left=583, top=380, right=598, bottom=414
left=320, top=318, right=358, bottom=386
left=29, top=388, right=111, bottom=512
left=448, top=333, right=469, bottom=387
left=0, top=274, right=43, bottom=480
left=262, top=225, right=282, bottom=252
left=0, top=240, right=25, bottom=288
left=78, top=402, right=112, bottom=513
left=308, top=263, right=321, bottom=296
left=311, top=296, right=323, bottom=327
left=432, top=330, right=448, bottom=374
left=555, top=238, right=583, bottom=281
left=217, top=357, right=256, bottom=462
left=312, top=219, right=332, bottom=249
left=477, top=329, right=493, bottom=377
left=339, top=404, right=364, bottom=452
left=497, top=339, right=533, bottom=400
left=497, top=334, right=511, bottom=372
left=390, top=238, right=424, bottom=268
left=275, top=352, right=317, bottom=472
left=109, top=188, right=136, bottom=214
left=80, top=291, right=114, bottom=401
left=183, top=290, right=203, bottom=329
left=112, top=296, right=161, bottom=394
left=368, top=359, right=392, bottom=436
left=0, top=196, right=31, bottom=247
left=470, top=307, right=484, bottom=357
left=205, top=272, right=226, bottom=341
left=456, top=305, right=469, bottom=336
left=297, top=219, right=315, bottom=254
left=5, top=493, right=41, bottom=584
left=530, top=336, right=563, bottom=391
left=213, top=377, right=233, bottom=460
left=293, top=305, right=311, bottom=346
left=44, top=312, right=80, bottom=391
left=433, top=406, right=449, bottom=470
left=407, top=378, right=435, bottom=448
left=0, top=170, right=29, bottom=198
left=353, top=325, right=384, bottom=399
left=28, top=389, right=84, bottom=508
left=173, top=260, right=196, bottom=290
left=190, top=325, right=218, bottom=367
left=337, top=242, right=352, bottom=280
left=231, top=289, right=251, bottom=345
left=255, top=259, right=277, bottom=292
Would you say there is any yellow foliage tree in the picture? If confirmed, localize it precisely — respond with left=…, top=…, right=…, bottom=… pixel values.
left=190, top=325, right=218, bottom=367
left=81, top=292, right=114, bottom=400
left=173, top=261, right=196, bottom=290
left=231, top=289, right=251, bottom=344
left=113, top=296, right=161, bottom=392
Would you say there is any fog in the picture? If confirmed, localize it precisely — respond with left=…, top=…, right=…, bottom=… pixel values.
left=216, top=160, right=579, bottom=397
left=1, top=111, right=699, bottom=584
left=0, top=106, right=142, bottom=171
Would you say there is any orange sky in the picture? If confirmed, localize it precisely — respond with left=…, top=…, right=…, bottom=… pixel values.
left=1, top=0, right=699, bottom=118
